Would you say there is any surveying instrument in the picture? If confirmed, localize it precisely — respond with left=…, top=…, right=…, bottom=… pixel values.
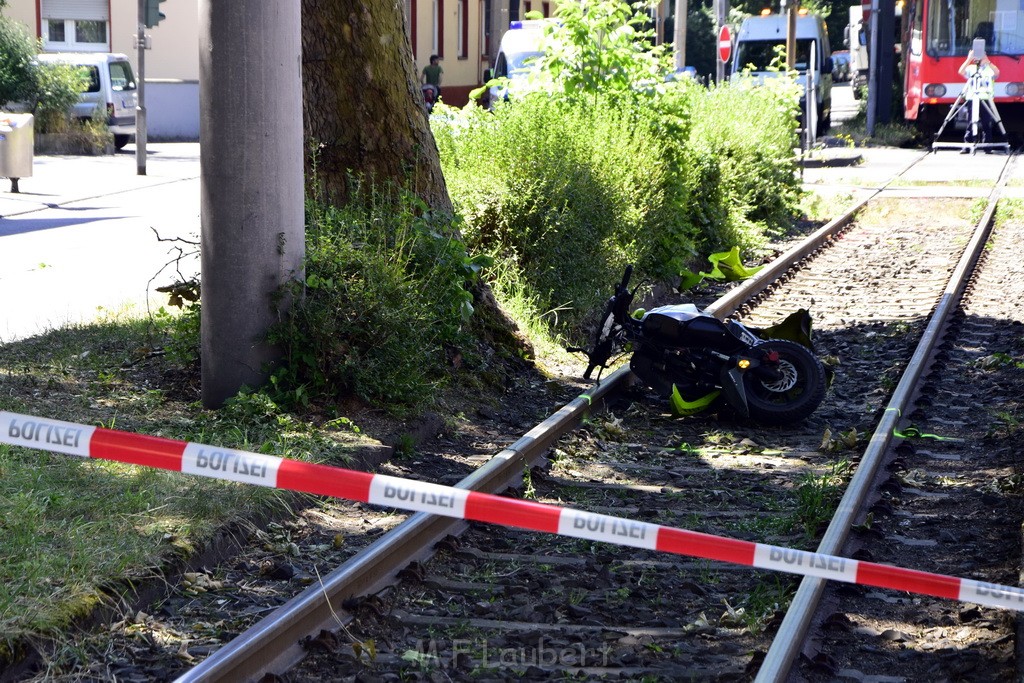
left=933, top=39, right=1010, bottom=154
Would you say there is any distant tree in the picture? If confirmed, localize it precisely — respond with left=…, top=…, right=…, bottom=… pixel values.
left=0, top=15, right=36, bottom=106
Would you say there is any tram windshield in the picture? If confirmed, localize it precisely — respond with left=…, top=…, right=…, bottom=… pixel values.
left=927, top=0, right=1024, bottom=56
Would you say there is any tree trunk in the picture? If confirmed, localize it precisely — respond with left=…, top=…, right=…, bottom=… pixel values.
left=301, top=0, right=452, bottom=214
left=301, top=0, right=532, bottom=358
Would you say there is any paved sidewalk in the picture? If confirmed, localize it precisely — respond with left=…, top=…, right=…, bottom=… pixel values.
left=0, top=144, right=200, bottom=342
left=801, top=144, right=1023, bottom=200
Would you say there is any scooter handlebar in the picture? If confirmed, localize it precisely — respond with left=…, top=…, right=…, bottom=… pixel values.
left=619, top=265, right=633, bottom=292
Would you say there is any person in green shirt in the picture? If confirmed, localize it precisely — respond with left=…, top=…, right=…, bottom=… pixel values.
left=422, top=55, right=443, bottom=103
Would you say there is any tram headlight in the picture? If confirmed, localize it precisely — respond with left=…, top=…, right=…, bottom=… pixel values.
left=923, top=83, right=947, bottom=98
left=1005, top=82, right=1024, bottom=97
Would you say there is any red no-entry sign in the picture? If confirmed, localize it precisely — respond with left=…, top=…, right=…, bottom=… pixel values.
left=718, top=25, right=732, bottom=64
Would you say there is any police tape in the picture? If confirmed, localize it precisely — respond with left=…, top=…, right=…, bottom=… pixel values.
left=3, top=409, right=1023, bottom=612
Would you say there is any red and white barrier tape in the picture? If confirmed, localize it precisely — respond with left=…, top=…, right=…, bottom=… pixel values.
left=3, top=410, right=1023, bottom=611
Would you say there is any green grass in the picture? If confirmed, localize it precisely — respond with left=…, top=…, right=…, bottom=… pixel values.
left=996, top=198, right=1024, bottom=221
left=0, top=314, right=369, bottom=658
left=834, top=104, right=923, bottom=148
left=799, top=189, right=858, bottom=224
left=888, top=178, right=1004, bottom=188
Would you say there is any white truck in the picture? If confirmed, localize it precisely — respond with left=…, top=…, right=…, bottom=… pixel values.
left=483, top=19, right=550, bottom=109
left=732, top=11, right=833, bottom=135
left=846, top=6, right=869, bottom=98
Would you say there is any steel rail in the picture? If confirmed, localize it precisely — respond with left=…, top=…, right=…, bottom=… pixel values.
left=755, top=150, right=1019, bottom=682
left=706, top=151, right=928, bottom=319
left=172, top=368, right=632, bottom=682
left=174, top=153, right=927, bottom=683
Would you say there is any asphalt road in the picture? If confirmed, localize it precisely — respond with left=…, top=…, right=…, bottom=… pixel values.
left=0, top=143, right=200, bottom=342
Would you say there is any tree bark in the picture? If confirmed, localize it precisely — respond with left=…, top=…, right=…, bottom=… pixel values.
left=301, top=0, right=452, bottom=214
left=301, top=0, right=531, bottom=359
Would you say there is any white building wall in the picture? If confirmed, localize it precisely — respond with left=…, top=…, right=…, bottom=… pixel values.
left=146, top=80, right=199, bottom=140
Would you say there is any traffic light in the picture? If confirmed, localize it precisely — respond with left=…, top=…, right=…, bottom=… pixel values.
left=144, top=0, right=166, bottom=28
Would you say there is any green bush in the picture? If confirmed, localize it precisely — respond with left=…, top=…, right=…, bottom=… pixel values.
left=0, top=14, right=93, bottom=136
left=432, top=0, right=803, bottom=348
left=530, top=0, right=669, bottom=99
left=435, top=78, right=800, bottom=343
left=434, top=94, right=677, bottom=335
left=0, top=15, right=36, bottom=105
left=29, top=61, right=89, bottom=134
left=687, top=77, right=802, bottom=250
left=270, top=184, right=488, bottom=408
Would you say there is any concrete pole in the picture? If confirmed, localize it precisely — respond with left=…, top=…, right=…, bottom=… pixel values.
left=135, top=0, right=146, bottom=176
left=674, top=0, right=687, bottom=71
left=875, top=0, right=896, bottom=124
left=715, top=0, right=728, bottom=83
left=867, top=0, right=879, bottom=134
left=199, top=1, right=305, bottom=408
left=786, top=1, right=798, bottom=70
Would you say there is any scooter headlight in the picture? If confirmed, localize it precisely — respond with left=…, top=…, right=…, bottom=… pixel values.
left=923, top=83, right=947, bottom=98
left=1005, top=82, right=1024, bottom=97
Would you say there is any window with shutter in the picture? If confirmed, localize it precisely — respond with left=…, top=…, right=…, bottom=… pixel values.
left=40, top=0, right=110, bottom=52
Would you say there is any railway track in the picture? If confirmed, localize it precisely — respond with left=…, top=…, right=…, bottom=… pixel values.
left=8, top=150, right=1021, bottom=682
left=159, top=150, right=1024, bottom=681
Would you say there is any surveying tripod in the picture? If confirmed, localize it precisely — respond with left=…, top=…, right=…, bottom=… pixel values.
left=932, top=69, right=1010, bottom=154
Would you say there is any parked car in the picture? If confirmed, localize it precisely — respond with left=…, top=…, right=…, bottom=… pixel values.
left=831, top=50, right=851, bottom=82
left=35, top=52, right=137, bottom=150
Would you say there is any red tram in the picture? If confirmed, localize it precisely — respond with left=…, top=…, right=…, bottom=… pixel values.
left=902, top=0, right=1024, bottom=134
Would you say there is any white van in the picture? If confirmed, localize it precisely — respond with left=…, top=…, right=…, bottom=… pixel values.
left=484, top=20, right=551, bottom=108
left=36, top=52, right=137, bottom=150
left=731, top=12, right=833, bottom=134
left=846, top=5, right=869, bottom=97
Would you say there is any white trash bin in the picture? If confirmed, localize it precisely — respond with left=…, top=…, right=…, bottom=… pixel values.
left=0, top=113, right=34, bottom=193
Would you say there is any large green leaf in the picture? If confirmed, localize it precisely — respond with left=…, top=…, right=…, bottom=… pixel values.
left=679, top=246, right=763, bottom=290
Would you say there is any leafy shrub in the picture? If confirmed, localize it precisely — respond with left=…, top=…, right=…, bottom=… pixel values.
left=270, top=184, right=489, bottom=408
left=687, top=77, right=802, bottom=250
left=0, top=15, right=35, bottom=106
left=531, top=0, right=670, bottom=99
left=434, top=94, right=676, bottom=335
left=29, top=61, right=89, bottom=134
left=0, top=14, right=95, bottom=137
left=434, top=0, right=804, bottom=346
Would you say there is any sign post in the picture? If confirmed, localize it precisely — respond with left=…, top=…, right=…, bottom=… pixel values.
left=718, top=24, right=732, bottom=79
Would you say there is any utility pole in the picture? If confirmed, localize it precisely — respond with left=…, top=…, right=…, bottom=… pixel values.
left=866, top=0, right=896, bottom=134
left=714, top=0, right=729, bottom=82
left=135, top=0, right=147, bottom=175
left=199, top=1, right=305, bottom=407
left=674, top=0, right=687, bottom=71
left=784, top=0, right=798, bottom=69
